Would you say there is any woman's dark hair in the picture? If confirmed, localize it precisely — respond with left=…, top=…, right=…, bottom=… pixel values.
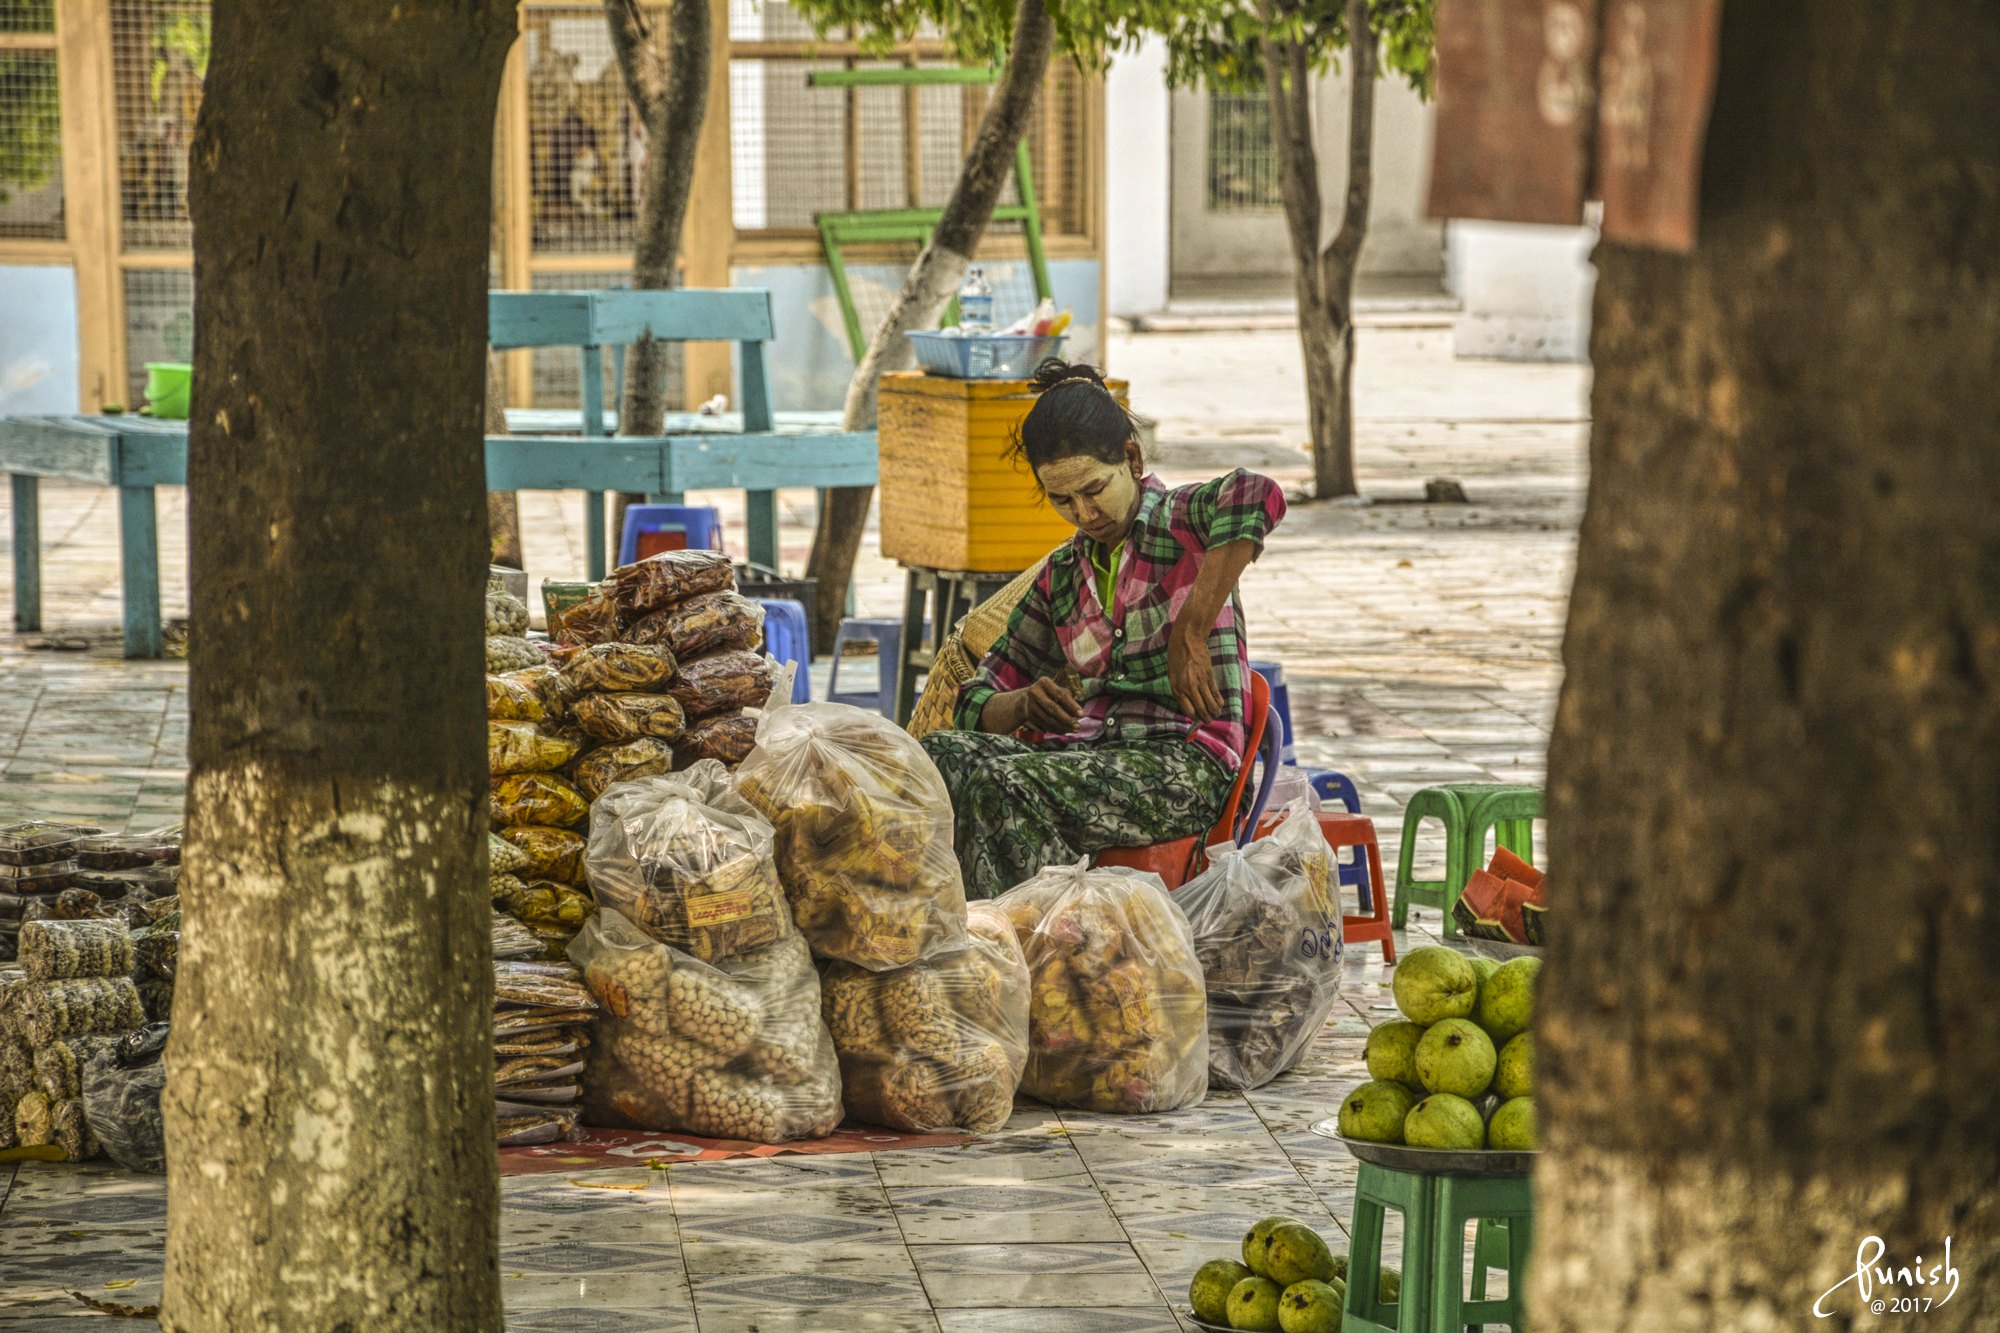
left=1007, top=357, right=1139, bottom=470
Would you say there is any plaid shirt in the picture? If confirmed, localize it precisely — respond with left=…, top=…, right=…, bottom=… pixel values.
left=955, top=470, right=1286, bottom=770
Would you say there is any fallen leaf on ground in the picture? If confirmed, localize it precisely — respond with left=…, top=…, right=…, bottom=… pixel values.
left=565, top=1177, right=650, bottom=1191
left=104, top=1280, right=138, bottom=1289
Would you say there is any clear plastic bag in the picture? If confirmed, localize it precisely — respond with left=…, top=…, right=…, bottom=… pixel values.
left=673, top=714, right=758, bottom=768
left=626, top=592, right=765, bottom=659
left=573, top=907, right=842, bottom=1144
left=504, top=665, right=573, bottom=723
left=585, top=766, right=795, bottom=964
left=735, top=700, right=971, bottom=971
left=549, top=589, right=624, bottom=647
left=572, top=691, right=688, bottom=745
left=995, top=858, right=1209, bottom=1114
left=669, top=651, right=777, bottom=719
left=489, top=833, right=532, bottom=876
left=14, top=1088, right=52, bottom=1146
left=486, top=591, right=530, bottom=637
left=820, top=903, right=1030, bottom=1132
left=19, top=975, right=146, bottom=1046
left=493, top=913, right=543, bottom=960
left=486, top=635, right=545, bottom=674
left=496, top=826, right=589, bottom=887
left=489, top=720, right=583, bottom=776
left=0, top=822, right=103, bottom=867
left=492, top=877, right=596, bottom=933
left=494, top=960, right=597, bottom=1011
left=610, top=549, right=735, bottom=615
left=487, top=674, right=549, bottom=723
left=559, top=642, right=678, bottom=695
left=20, top=918, right=132, bottom=981
left=1180, top=801, right=1343, bottom=1090
left=84, top=1047, right=167, bottom=1172
left=491, top=772, right=591, bottom=829
left=73, top=831, right=179, bottom=871
left=570, top=736, right=680, bottom=802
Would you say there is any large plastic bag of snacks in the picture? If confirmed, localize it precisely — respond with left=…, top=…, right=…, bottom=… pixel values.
left=486, top=591, right=530, bottom=637
left=504, top=666, right=572, bottom=723
left=20, top=975, right=146, bottom=1046
left=572, top=692, right=687, bottom=744
left=491, top=772, right=591, bottom=829
left=489, top=720, right=582, bottom=776
left=83, top=1024, right=168, bottom=1173
left=1179, top=803, right=1343, bottom=1091
left=21, top=919, right=133, bottom=981
left=559, top=642, right=678, bottom=695
left=669, top=651, right=777, bottom=719
left=626, top=592, right=764, bottom=659
left=493, top=877, right=595, bottom=934
left=610, top=549, right=734, bottom=615
left=497, top=826, right=588, bottom=887
left=486, top=636, right=544, bottom=674
left=571, top=737, right=679, bottom=801
left=487, top=674, right=549, bottom=723
left=673, top=714, right=758, bottom=768
left=996, top=859, right=1208, bottom=1114
left=736, top=698, right=970, bottom=971
left=819, top=902, right=1030, bottom=1132
left=573, top=907, right=842, bottom=1144
left=550, top=588, right=623, bottom=647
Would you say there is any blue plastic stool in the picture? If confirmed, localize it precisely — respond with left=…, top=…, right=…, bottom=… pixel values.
left=755, top=598, right=813, bottom=703
left=1306, top=768, right=1373, bottom=912
left=827, top=618, right=904, bottom=716
left=1248, top=661, right=1294, bottom=763
left=618, top=504, right=722, bottom=566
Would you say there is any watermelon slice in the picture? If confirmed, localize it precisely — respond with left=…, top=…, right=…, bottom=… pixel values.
left=1487, top=845, right=1543, bottom=889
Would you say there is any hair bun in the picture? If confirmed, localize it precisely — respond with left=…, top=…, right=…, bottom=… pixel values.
left=1029, top=357, right=1107, bottom=394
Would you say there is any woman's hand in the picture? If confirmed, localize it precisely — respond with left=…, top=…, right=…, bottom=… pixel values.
left=980, top=679, right=1084, bottom=734
left=1170, top=623, right=1224, bottom=723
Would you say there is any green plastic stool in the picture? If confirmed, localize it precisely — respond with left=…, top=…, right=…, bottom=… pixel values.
left=1434, top=1175, right=1535, bottom=1332
left=1344, top=1161, right=1435, bottom=1332
left=1393, top=783, right=1543, bottom=939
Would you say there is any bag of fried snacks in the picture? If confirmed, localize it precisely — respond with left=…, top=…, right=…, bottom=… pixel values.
left=609, top=549, right=735, bottom=616
left=625, top=592, right=764, bottom=660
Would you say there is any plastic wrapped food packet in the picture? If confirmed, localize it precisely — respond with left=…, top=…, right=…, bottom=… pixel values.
left=573, top=908, right=842, bottom=1144
left=505, top=665, right=573, bottom=723
left=487, top=674, right=549, bottom=723
left=132, top=918, right=179, bottom=981
left=74, top=866, right=179, bottom=900
left=20, top=975, right=147, bottom=1046
left=820, top=903, right=1031, bottom=1132
left=573, top=692, right=687, bottom=745
left=490, top=833, right=533, bottom=876
left=672, top=714, right=758, bottom=769
left=497, top=1104, right=582, bottom=1146
left=83, top=1045, right=166, bottom=1172
left=736, top=699, right=971, bottom=971
left=0, top=1095, right=14, bottom=1150
left=609, top=549, right=735, bottom=615
left=73, top=831, right=178, bottom=871
left=995, top=858, right=1208, bottom=1114
left=486, top=591, right=530, bottom=637
left=585, top=766, right=794, bottom=965
left=140, top=895, right=180, bottom=924
left=0, top=822, right=103, bottom=867
left=34, top=1036, right=115, bottom=1100
left=548, top=590, right=623, bottom=647
left=14, top=1088, right=53, bottom=1146
left=496, top=1055, right=586, bottom=1086
left=136, top=979, right=175, bottom=1023
left=669, top=651, right=778, bottom=719
left=558, top=642, right=678, bottom=696
left=625, top=592, right=765, bottom=659
left=493, top=913, right=542, bottom=960
left=493, top=878, right=595, bottom=932
left=53, top=1096, right=98, bottom=1160
left=21, top=919, right=134, bottom=981
left=487, top=635, right=545, bottom=674
left=489, top=720, right=583, bottom=777
left=0, top=862, right=81, bottom=893
left=496, top=826, right=588, bottom=888
left=494, top=961, right=597, bottom=1011
left=491, top=772, right=591, bottom=829
left=570, top=737, right=679, bottom=802
left=497, top=1028, right=589, bottom=1058
left=1183, top=802, right=1343, bottom=1090
left=0, top=894, right=23, bottom=922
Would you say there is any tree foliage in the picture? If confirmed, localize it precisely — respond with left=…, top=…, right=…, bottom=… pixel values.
left=785, top=0, right=1139, bottom=70
left=0, top=0, right=60, bottom=206
left=1154, top=0, right=1434, bottom=98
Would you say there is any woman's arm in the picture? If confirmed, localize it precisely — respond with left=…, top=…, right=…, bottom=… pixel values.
left=955, top=566, right=1081, bottom=734
left=1168, top=538, right=1257, bottom=723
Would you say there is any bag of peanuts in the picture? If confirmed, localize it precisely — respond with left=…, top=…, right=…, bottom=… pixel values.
left=572, top=906, right=842, bottom=1144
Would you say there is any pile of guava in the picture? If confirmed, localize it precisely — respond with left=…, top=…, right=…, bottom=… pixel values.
left=1187, top=1215, right=1401, bottom=1332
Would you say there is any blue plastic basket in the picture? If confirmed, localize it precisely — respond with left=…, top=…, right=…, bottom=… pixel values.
left=906, top=332, right=1067, bottom=380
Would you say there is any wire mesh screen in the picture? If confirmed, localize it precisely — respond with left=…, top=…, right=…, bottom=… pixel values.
left=527, top=271, right=686, bottom=413
left=0, top=45, right=63, bottom=240
left=523, top=6, right=668, bottom=254
left=113, top=0, right=208, bottom=249
left=1, top=2, right=55, bottom=32
left=123, top=267, right=194, bottom=405
left=1206, top=91, right=1281, bottom=212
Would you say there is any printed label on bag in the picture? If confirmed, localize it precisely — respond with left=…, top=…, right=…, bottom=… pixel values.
left=686, top=888, right=755, bottom=927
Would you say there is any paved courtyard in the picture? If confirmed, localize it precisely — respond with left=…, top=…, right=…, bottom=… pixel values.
left=0, top=325, right=1587, bottom=1329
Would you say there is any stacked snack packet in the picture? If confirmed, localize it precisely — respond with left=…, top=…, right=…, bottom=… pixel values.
left=493, top=958, right=599, bottom=1145
left=4, top=916, right=149, bottom=1159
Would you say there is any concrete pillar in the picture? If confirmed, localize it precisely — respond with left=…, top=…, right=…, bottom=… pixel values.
left=1104, top=36, right=1171, bottom=320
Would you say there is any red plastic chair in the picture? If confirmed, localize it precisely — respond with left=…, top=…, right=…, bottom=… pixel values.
left=1093, top=672, right=1274, bottom=890
left=1254, top=807, right=1396, bottom=964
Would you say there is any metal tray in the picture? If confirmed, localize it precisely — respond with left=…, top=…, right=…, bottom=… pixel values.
left=1310, top=1119, right=1536, bottom=1177
left=1464, top=936, right=1543, bottom=962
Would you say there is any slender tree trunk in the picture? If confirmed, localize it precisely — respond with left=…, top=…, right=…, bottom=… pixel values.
left=1538, top=4, right=2000, bottom=1330
left=607, top=0, right=711, bottom=556
left=805, top=0, right=1056, bottom=652
left=487, top=350, right=523, bottom=568
left=166, top=4, right=514, bottom=1330
left=1263, top=0, right=1371, bottom=500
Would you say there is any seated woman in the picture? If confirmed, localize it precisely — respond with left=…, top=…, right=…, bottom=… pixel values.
left=921, top=359, right=1286, bottom=897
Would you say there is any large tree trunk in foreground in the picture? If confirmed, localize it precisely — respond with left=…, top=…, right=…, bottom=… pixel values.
left=167, top=3, right=514, bottom=1330
left=609, top=0, right=710, bottom=552
left=1263, top=0, right=1370, bottom=501
left=806, top=0, right=1056, bottom=652
left=1538, top=4, right=2000, bottom=1330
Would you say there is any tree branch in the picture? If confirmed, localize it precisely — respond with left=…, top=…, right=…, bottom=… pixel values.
left=1259, top=2, right=1323, bottom=306
left=606, top=0, right=669, bottom=117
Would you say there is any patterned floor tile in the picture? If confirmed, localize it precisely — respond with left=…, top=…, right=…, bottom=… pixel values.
left=874, top=1143, right=1090, bottom=1189
left=913, top=1243, right=1158, bottom=1310
left=888, top=1183, right=1124, bottom=1246
left=934, top=1308, right=1185, bottom=1332
left=690, top=1270, right=929, bottom=1307
left=679, top=1238, right=921, bottom=1279
left=504, top=1306, right=694, bottom=1333
left=676, top=1210, right=901, bottom=1247
left=500, top=1241, right=684, bottom=1275
left=690, top=1311, right=941, bottom=1333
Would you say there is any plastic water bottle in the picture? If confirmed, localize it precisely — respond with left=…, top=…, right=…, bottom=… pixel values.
left=957, top=267, right=993, bottom=331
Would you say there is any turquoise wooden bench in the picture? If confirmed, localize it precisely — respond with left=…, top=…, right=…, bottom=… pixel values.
left=1, top=288, right=878, bottom=658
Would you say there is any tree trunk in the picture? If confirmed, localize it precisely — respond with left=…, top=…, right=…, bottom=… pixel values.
left=166, top=4, right=514, bottom=1331
left=1537, top=4, right=2000, bottom=1331
left=1263, top=0, right=1370, bottom=500
left=608, top=0, right=711, bottom=559
left=805, top=0, right=1057, bottom=652
left=487, top=349, right=523, bottom=569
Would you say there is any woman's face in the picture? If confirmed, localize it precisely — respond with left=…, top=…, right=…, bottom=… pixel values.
left=1036, top=440, right=1145, bottom=544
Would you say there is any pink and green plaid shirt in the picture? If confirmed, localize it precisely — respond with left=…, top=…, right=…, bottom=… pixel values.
left=955, top=470, right=1287, bottom=771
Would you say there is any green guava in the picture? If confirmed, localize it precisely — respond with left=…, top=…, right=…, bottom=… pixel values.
left=1489, top=1096, right=1537, bottom=1150
left=1242, top=1215, right=1298, bottom=1276
left=1363, top=1019, right=1426, bottom=1092
left=1468, top=955, right=1499, bottom=1006
left=1265, top=1223, right=1336, bottom=1286
left=1403, top=1093, right=1486, bottom=1149
left=1494, top=1032, right=1534, bottom=1099
left=1277, top=1278, right=1344, bottom=1333
left=1227, top=1275, right=1284, bottom=1332
left=1391, top=946, right=1478, bottom=1025
left=1379, top=1266, right=1402, bottom=1304
left=1336, top=1080, right=1418, bottom=1144
left=1190, top=1258, right=1253, bottom=1324
left=1474, top=956, right=1540, bottom=1045
left=1414, top=1017, right=1497, bottom=1098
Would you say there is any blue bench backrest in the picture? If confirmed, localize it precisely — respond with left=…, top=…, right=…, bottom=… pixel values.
left=488, top=289, right=776, bottom=350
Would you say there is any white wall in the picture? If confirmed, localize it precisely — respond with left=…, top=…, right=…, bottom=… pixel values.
left=0, top=265, right=80, bottom=413
left=1447, top=221, right=1598, bottom=362
left=1103, top=36, right=1172, bottom=319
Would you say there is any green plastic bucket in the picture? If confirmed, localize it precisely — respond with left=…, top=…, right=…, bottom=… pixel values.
left=144, top=363, right=192, bottom=419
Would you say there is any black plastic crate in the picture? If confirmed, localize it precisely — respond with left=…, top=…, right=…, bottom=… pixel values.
left=735, top=564, right=817, bottom=629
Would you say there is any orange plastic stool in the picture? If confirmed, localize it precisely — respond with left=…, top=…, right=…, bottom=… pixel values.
left=1256, top=809, right=1396, bottom=964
